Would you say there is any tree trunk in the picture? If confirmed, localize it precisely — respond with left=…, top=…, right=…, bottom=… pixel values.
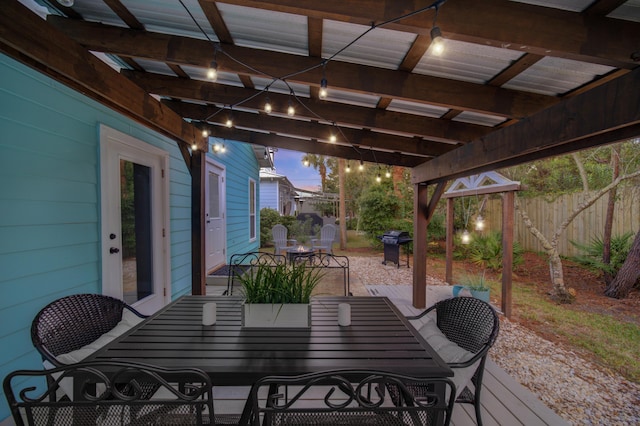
left=516, top=201, right=574, bottom=303
left=604, top=229, right=640, bottom=298
left=602, top=146, right=620, bottom=284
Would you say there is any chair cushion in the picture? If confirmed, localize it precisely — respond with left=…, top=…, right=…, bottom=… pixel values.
left=418, top=317, right=480, bottom=397
left=55, top=309, right=144, bottom=364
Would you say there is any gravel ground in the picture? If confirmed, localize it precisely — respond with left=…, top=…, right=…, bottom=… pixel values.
left=348, top=255, right=640, bottom=426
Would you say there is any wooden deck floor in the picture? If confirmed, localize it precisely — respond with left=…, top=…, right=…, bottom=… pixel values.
left=366, top=285, right=568, bottom=426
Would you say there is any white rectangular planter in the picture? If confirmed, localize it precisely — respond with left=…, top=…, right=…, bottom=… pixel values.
left=242, top=303, right=311, bottom=328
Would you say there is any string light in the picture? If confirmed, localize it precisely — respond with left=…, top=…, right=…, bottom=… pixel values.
left=213, top=144, right=220, bottom=152
left=201, top=128, right=209, bottom=138
left=430, top=27, right=444, bottom=55
left=319, top=77, right=328, bottom=100
left=191, top=143, right=198, bottom=151
left=358, top=160, right=364, bottom=171
left=287, top=98, right=295, bottom=117
left=376, top=173, right=382, bottom=183
left=329, top=133, right=337, bottom=143
left=264, top=97, right=272, bottom=114
left=303, top=156, right=310, bottom=167
left=220, top=144, right=226, bottom=153
left=346, top=162, right=351, bottom=173
left=207, top=59, right=218, bottom=80
left=385, top=168, right=391, bottom=178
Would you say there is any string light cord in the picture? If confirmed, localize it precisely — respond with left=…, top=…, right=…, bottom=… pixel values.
left=179, top=0, right=447, bottom=154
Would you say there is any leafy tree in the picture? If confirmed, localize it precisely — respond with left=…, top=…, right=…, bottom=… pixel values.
left=358, top=182, right=400, bottom=243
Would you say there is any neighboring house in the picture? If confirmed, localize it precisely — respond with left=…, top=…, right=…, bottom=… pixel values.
left=259, top=168, right=298, bottom=215
left=0, top=55, right=265, bottom=422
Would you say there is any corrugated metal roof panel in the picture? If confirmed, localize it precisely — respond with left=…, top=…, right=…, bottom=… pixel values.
left=216, top=3, right=308, bottom=55
left=322, top=20, right=415, bottom=69
left=67, top=0, right=126, bottom=27
left=414, top=39, right=523, bottom=84
left=509, top=0, right=593, bottom=12
left=133, top=58, right=176, bottom=76
left=608, top=0, right=640, bottom=22
left=503, top=56, right=614, bottom=95
left=323, top=89, right=380, bottom=108
left=387, top=99, right=449, bottom=118
left=453, top=111, right=506, bottom=127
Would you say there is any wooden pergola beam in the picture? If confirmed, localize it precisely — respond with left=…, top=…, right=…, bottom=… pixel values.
left=412, top=67, right=640, bottom=184
left=49, top=17, right=558, bottom=119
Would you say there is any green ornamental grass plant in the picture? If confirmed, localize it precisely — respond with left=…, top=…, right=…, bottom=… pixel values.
left=239, top=262, right=324, bottom=304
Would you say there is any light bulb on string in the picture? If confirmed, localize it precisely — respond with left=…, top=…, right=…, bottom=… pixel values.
left=207, top=60, right=218, bottom=81
left=201, top=128, right=209, bottom=138
left=302, top=156, right=310, bottom=167
left=430, top=27, right=444, bottom=55
left=461, top=230, right=471, bottom=245
left=287, top=99, right=295, bottom=117
left=264, top=97, right=272, bottom=114
left=385, top=168, right=391, bottom=178
left=319, top=77, right=328, bottom=100
left=345, top=162, right=351, bottom=173
left=376, top=173, right=382, bottom=183
left=329, top=133, right=337, bottom=143
left=358, top=160, right=364, bottom=171
left=191, top=143, right=198, bottom=151
left=220, top=144, right=226, bottom=153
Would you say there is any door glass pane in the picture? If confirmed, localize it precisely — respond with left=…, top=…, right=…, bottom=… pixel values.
left=209, top=172, right=220, bottom=218
left=120, top=160, right=153, bottom=304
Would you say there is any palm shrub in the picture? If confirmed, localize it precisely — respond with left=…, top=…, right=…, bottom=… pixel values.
left=467, top=231, right=524, bottom=271
left=570, top=232, right=634, bottom=276
left=238, top=262, right=324, bottom=304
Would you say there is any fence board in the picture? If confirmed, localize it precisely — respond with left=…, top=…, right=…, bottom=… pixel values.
left=483, top=186, right=640, bottom=257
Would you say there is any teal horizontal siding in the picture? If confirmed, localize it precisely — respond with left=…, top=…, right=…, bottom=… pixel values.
left=0, top=54, right=192, bottom=422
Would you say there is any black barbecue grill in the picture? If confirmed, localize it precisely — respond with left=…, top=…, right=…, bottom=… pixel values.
left=379, top=230, right=413, bottom=268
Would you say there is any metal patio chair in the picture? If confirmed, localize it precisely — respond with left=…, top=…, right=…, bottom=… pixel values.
left=3, top=360, right=222, bottom=426
left=271, top=224, right=296, bottom=256
left=311, top=223, right=336, bottom=254
left=242, top=369, right=455, bottom=426
left=225, top=252, right=287, bottom=296
left=402, top=297, right=500, bottom=426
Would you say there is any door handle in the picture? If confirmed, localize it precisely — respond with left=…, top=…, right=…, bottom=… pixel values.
left=110, top=247, right=120, bottom=254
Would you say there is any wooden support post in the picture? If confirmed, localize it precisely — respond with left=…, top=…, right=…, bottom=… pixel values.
left=413, top=184, right=428, bottom=309
left=445, top=198, right=454, bottom=284
left=191, top=150, right=206, bottom=296
left=502, top=191, right=514, bottom=317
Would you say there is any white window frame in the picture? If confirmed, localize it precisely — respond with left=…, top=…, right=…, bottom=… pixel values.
left=249, top=178, right=257, bottom=242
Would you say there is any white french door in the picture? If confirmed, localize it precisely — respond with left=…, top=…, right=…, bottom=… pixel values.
left=100, top=125, right=170, bottom=315
left=205, top=158, right=226, bottom=272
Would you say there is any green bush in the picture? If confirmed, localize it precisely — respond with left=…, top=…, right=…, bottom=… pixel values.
left=259, top=208, right=281, bottom=247
left=358, top=184, right=400, bottom=243
left=570, top=232, right=634, bottom=276
left=460, top=231, right=524, bottom=271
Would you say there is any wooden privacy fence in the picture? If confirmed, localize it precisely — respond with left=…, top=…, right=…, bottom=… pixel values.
left=482, top=186, right=640, bottom=257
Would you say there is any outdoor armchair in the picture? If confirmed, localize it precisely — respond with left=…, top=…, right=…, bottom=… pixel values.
left=311, top=223, right=336, bottom=254
left=3, top=360, right=222, bottom=425
left=242, top=369, right=455, bottom=426
left=402, top=296, right=500, bottom=426
left=31, top=293, right=147, bottom=368
left=271, top=224, right=296, bottom=256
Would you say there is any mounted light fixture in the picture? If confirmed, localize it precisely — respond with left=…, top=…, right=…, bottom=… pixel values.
left=264, top=148, right=269, bottom=160
left=213, top=144, right=220, bottom=152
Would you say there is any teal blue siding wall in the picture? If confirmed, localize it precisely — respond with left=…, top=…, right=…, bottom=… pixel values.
left=0, top=54, right=192, bottom=421
left=207, top=138, right=260, bottom=260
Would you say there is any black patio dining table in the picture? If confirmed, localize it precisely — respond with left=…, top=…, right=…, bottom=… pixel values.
left=88, top=295, right=453, bottom=385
